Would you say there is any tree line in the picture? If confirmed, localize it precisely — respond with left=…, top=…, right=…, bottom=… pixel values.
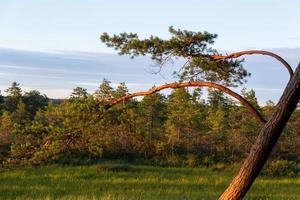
left=0, top=81, right=299, bottom=167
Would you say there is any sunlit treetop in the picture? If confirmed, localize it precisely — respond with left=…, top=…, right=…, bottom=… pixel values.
left=100, top=27, right=249, bottom=87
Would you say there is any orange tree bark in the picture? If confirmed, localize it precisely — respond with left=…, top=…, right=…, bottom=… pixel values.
left=211, top=50, right=294, bottom=78
left=219, top=63, right=300, bottom=200
left=107, top=81, right=266, bottom=124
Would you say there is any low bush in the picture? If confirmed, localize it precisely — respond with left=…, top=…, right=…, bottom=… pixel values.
left=186, top=154, right=199, bottom=167
left=262, top=159, right=300, bottom=177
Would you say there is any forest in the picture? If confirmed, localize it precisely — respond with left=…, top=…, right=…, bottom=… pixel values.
left=2, top=1, right=300, bottom=199
left=0, top=80, right=299, bottom=175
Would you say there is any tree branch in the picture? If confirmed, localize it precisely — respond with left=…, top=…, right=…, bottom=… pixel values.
left=210, top=50, right=294, bottom=78
left=106, top=81, right=266, bottom=124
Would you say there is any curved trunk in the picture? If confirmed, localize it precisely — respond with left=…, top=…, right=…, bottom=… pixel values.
left=219, top=63, right=300, bottom=200
left=107, top=81, right=266, bottom=124
left=211, top=50, right=294, bottom=78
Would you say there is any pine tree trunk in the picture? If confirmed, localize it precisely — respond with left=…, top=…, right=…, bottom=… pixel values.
left=219, top=63, right=300, bottom=200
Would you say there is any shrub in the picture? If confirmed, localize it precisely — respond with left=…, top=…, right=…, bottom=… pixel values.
left=262, top=159, right=300, bottom=177
left=0, top=143, right=10, bottom=165
left=165, top=155, right=183, bottom=167
left=201, top=156, right=215, bottom=167
left=186, top=154, right=199, bottom=167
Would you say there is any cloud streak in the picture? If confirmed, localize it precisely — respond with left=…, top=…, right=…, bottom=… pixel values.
left=0, top=47, right=299, bottom=104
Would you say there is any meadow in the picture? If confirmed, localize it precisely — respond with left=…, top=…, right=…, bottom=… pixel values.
left=0, top=162, right=299, bottom=200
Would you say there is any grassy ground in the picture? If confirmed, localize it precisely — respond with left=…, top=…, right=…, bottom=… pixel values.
left=0, top=163, right=299, bottom=200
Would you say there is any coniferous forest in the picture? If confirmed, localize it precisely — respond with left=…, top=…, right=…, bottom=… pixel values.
left=2, top=1, right=300, bottom=199
left=1, top=81, right=299, bottom=175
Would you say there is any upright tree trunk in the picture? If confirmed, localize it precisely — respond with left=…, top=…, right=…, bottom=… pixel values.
left=219, top=63, right=300, bottom=200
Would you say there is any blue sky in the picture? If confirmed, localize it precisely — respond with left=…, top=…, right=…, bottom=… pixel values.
left=0, top=0, right=299, bottom=103
left=1, top=0, right=300, bottom=52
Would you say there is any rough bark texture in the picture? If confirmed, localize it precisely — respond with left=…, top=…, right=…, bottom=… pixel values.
left=219, top=63, right=300, bottom=200
left=107, top=81, right=266, bottom=124
left=211, top=50, right=294, bottom=78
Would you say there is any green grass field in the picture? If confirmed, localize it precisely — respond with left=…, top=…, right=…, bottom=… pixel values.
left=0, top=163, right=299, bottom=200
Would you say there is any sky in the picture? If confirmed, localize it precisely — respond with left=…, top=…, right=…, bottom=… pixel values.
left=0, top=0, right=299, bottom=104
